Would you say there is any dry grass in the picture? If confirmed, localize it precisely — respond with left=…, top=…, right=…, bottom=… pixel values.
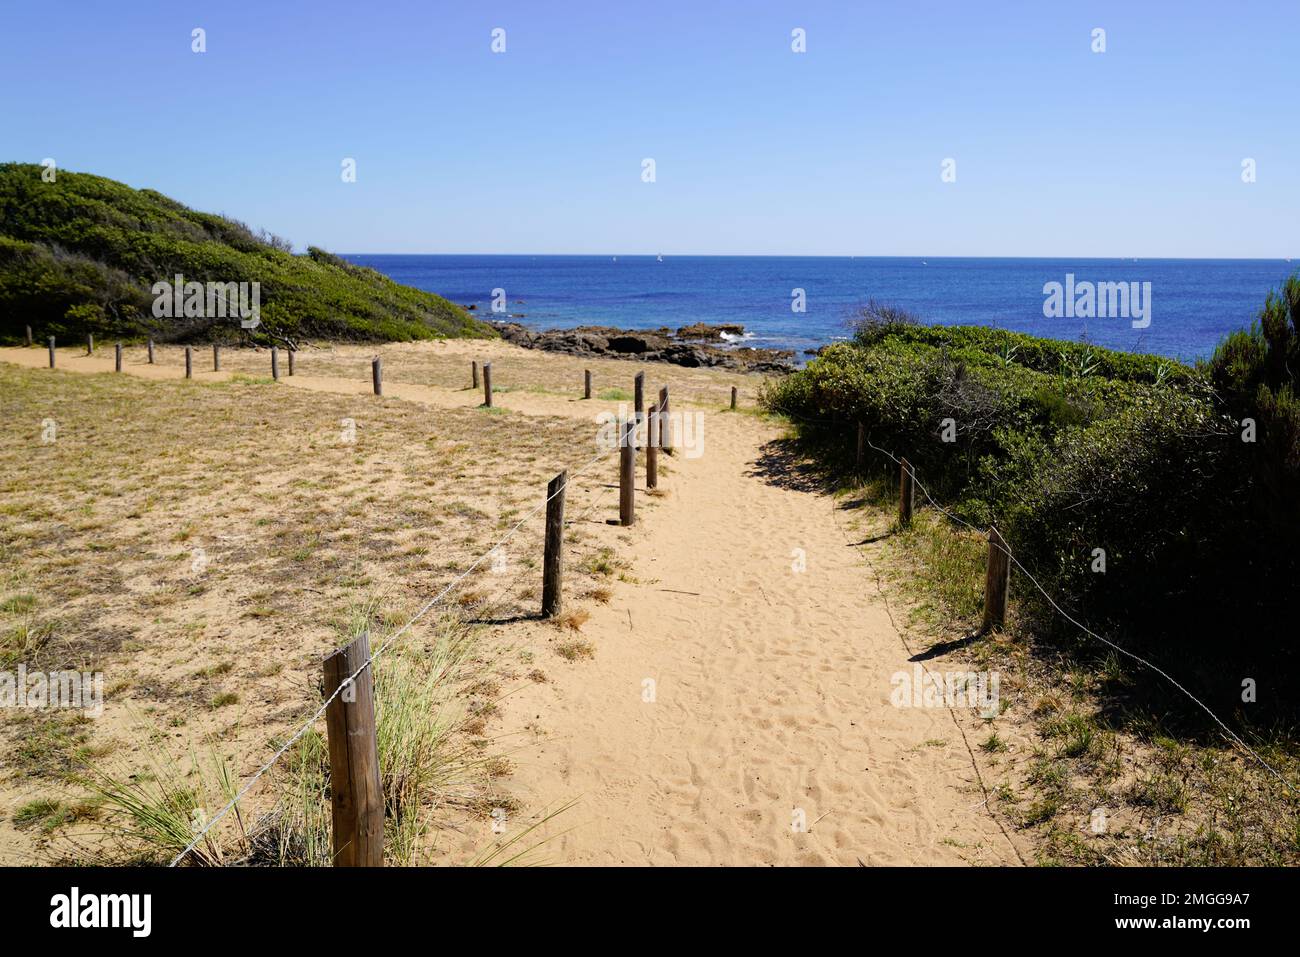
left=551, top=609, right=591, bottom=633
left=553, top=639, right=595, bottom=662
left=0, top=361, right=622, bottom=863
left=141, top=340, right=767, bottom=413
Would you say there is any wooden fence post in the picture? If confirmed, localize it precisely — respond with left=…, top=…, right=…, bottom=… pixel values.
left=542, top=471, right=567, bottom=618
left=483, top=362, right=493, bottom=407
left=619, top=417, right=635, bottom=526
left=634, top=371, right=645, bottom=429
left=47, top=337, right=55, bottom=368
left=372, top=356, right=382, bottom=395
left=982, top=526, right=1011, bottom=633
left=288, top=349, right=295, bottom=376
left=185, top=347, right=192, bottom=379
left=472, top=360, right=479, bottom=389
left=147, top=340, right=154, bottom=364
left=25, top=325, right=32, bottom=347
left=584, top=369, right=592, bottom=399
left=213, top=344, right=221, bottom=372
left=856, top=423, right=865, bottom=471
left=898, top=457, right=914, bottom=528
left=730, top=386, right=737, bottom=410
left=114, top=343, right=122, bottom=372
left=86, top=333, right=94, bottom=356
left=646, top=401, right=659, bottom=490
left=322, top=631, right=384, bottom=867
left=659, top=386, right=673, bottom=456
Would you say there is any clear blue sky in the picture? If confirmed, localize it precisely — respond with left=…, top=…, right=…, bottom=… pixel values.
left=2, top=1, right=1295, bottom=257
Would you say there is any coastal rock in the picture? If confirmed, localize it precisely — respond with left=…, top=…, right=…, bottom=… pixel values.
left=676, top=322, right=746, bottom=342
left=494, top=321, right=793, bottom=374
left=607, top=332, right=672, bottom=354
left=658, top=344, right=715, bottom=367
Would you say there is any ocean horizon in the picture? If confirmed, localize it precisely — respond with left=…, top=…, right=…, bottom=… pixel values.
left=346, top=254, right=1297, bottom=365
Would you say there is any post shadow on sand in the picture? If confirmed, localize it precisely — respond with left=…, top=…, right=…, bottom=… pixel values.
left=466, top=610, right=545, bottom=626
left=909, top=633, right=980, bottom=661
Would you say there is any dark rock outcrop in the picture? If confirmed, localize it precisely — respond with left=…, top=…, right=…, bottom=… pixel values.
left=494, top=321, right=793, bottom=373
left=676, top=322, right=746, bottom=341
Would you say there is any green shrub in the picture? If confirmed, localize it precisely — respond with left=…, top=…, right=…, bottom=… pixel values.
left=1209, top=273, right=1300, bottom=531
left=763, top=305, right=1299, bottom=723
left=851, top=319, right=1194, bottom=385
left=762, top=334, right=1194, bottom=509
left=0, top=163, right=494, bottom=345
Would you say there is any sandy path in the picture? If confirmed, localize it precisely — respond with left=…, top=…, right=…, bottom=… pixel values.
left=2, top=346, right=1023, bottom=866
left=493, top=408, right=1022, bottom=865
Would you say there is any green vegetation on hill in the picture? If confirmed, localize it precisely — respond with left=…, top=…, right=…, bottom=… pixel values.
left=0, top=163, right=492, bottom=344
left=761, top=289, right=1300, bottom=727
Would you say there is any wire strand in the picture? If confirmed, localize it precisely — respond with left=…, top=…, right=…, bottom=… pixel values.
left=859, top=433, right=1297, bottom=796
left=768, top=400, right=1296, bottom=795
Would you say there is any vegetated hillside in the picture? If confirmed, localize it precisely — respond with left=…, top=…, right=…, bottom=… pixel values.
left=0, top=163, right=492, bottom=344
left=761, top=290, right=1300, bottom=726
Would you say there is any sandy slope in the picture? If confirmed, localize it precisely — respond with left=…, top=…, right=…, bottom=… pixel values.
left=1, top=343, right=1024, bottom=865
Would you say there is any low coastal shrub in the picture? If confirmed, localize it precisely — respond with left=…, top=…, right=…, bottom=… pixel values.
left=0, top=163, right=492, bottom=345
left=762, top=283, right=1300, bottom=724
left=851, top=313, right=1194, bottom=385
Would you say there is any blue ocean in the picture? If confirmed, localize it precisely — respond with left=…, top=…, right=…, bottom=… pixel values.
left=345, top=255, right=1296, bottom=365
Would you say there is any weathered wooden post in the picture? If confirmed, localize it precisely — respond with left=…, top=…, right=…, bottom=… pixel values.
left=634, top=371, right=645, bottom=427
left=25, top=326, right=32, bottom=347
left=114, top=343, right=122, bottom=372
left=856, top=423, right=865, bottom=471
left=48, top=337, right=56, bottom=368
left=185, top=347, right=193, bottom=379
left=646, top=401, right=659, bottom=490
left=659, top=386, right=673, bottom=455
left=86, top=333, right=94, bottom=356
left=584, top=369, right=592, bottom=399
left=542, top=471, right=567, bottom=618
left=619, top=417, right=635, bottom=526
left=271, top=346, right=280, bottom=381
left=730, top=386, right=737, bottom=411
left=898, top=457, right=915, bottom=528
left=483, top=362, right=493, bottom=407
left=982, top=526, right=1011, bottom=633
left=147, top=340, right=155, bottom=364
left=213, top=344, right=221, bottom=372
left=372, top=356, right=382, bottom=395
left=288, top=349, right=296, bottom=376
left=322, top=632, right=384, bottom=867
left=472, top=360, right=479, bottom=389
